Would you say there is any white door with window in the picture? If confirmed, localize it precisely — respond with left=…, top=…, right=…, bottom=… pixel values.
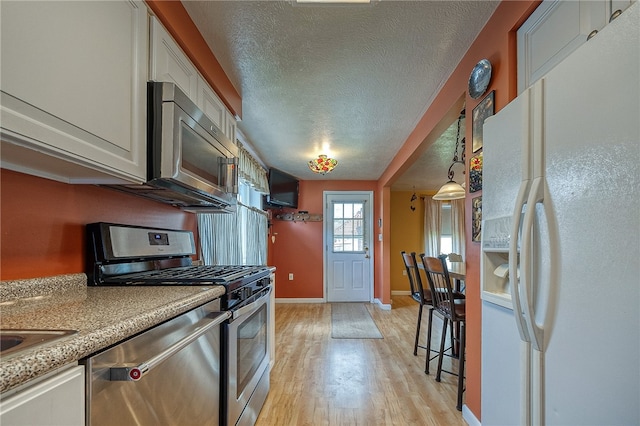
left=324, top=191, right=373, bottom=302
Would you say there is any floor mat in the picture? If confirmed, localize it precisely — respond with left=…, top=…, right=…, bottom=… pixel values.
left=331, top=303, right=383, bottom=339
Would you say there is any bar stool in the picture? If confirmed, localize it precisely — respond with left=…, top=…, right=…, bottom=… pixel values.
left=420, top=253, right=467, bottom=411
left=400, top=251, right=438, bottom=373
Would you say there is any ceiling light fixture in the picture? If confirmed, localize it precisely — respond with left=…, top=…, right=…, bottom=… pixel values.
left=308, top=155, right=338, bottom=174
left=433, top=111, right=466, bottom=201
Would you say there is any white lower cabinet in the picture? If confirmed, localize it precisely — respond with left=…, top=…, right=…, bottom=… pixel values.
left=0, top=365, right=84, bottom=426
left=0, top=0, right=148, bottom=184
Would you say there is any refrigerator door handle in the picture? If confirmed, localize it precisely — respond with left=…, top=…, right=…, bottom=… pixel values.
left=520, top=176, right=545, bottom=352
left=510, top=179, right=531, bottom=343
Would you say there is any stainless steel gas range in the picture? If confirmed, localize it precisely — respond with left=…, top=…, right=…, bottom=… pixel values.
left=85, top=222, right=272, bottom=426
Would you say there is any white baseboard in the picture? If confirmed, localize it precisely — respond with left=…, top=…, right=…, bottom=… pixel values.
left=274, top=298, right=393, bottom=311
left=462, top=404, right=480, bottom=426
left=275, top=298, right=325, bottom=304
left=373, top=298, right=392, bottom=310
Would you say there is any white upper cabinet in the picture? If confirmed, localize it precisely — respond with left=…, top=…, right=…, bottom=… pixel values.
left=149, top=16, right=198, bottom=99
left=0, top=1, right=148, bottom=183
left=225, top=111, right=238, bottom=145
left=150, top=18, right=236, bottom=143
left=517, top=0, right=635, bottom=93
left=197, top=76, right=226, bottom=132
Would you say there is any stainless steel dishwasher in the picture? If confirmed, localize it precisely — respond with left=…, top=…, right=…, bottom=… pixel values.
left=83, top=299, right=230, bottom=426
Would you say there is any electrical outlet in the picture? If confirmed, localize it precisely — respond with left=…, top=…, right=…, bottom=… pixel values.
left=288, top=273, right=294, bottom=280
left=402, top=270, right=407, bottom=276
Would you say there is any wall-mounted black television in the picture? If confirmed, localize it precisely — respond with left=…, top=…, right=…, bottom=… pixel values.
left=265, top=168, right=299, bottom=208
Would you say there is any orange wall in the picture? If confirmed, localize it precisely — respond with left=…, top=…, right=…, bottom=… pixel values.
left=0, top=169, right=196, bottom=280
left=268, top=180, right=377, bottom=299
left=378, top=1, right=540, bottom=420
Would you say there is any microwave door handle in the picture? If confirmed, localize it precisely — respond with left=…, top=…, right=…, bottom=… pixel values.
left=229, top=157, right=238, bottom=194
left=109, top=310, right=231, bottom=382
left=232, top=287, right=271, bottom=320
left=219, top=157, right=239, bottom=195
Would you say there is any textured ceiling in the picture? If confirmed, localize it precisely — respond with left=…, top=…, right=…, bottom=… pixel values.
left=182, top=1, right=498, bottom=191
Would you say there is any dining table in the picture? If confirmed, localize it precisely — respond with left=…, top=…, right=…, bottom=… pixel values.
left=447, top=261, right=466, bottom=292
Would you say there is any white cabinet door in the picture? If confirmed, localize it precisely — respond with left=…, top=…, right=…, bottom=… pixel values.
left=225, top=110, right=237, bottom=143
left=0, top=365, right=84, bottom=426
left=150, top=16, right=198, bottom=99
left=517, top=0, right=635, bottom=93
left=0, top=1, right=148, bottom=183
left=197, top=75, right=237, bottom=143
left=197, top=76, right=226, bottom=131
left=151, top=19, right=236, bottom=143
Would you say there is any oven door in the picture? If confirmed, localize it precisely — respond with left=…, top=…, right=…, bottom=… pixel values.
left=223, top=287, right=271, bottom=426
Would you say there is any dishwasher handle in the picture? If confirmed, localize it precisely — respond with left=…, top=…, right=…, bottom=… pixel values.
left=109, top=310, right=231, bottom=382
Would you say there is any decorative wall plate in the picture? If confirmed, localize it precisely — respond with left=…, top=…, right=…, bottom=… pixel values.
left=468, top=59, right=492, bottom=99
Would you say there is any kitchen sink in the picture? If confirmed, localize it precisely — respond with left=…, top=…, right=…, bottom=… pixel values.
left=0, top=329, right=77, bottom=356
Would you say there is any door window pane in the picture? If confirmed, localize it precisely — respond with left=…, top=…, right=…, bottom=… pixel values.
left=332, top=202, right=364, bottom=252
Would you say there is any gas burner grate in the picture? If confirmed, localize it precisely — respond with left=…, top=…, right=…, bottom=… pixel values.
left=105, top=265, right=270, bottom=285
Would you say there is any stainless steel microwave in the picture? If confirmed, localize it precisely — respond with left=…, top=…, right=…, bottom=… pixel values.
left=105, top=82, right=238, bottom=213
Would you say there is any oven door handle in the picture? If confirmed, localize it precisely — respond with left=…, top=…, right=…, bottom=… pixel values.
left=232, top=287, right=271, bottom=320
left=109, top=310, right=231, bottom=382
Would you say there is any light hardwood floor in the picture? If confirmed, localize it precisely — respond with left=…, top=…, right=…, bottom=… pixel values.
left=256, top=296, right=465, bottom=426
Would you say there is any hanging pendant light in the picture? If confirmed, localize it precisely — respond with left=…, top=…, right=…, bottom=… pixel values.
left=308, top=154, right=338, bottom=174
left=433, top=111, right=466, bottom=201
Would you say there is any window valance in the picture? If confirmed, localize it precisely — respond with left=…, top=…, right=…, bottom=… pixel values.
left=238, top=145, right=269, bottom=194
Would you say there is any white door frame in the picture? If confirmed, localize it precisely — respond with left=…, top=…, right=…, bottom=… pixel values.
left=323, top=190, right=374, bottom=302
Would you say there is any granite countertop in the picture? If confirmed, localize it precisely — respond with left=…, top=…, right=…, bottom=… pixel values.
left=0, top=273, right=225, bottom=394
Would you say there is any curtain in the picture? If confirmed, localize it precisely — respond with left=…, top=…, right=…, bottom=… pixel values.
left=198, top=213, right=240, bottom=265
left=240, top=204, right=268, bottom=265
left=450, top=198, right=466, bottom=260
left=198, top=203, right=268, bottom=266
left=423, top=197, right=441, bottom=257
left=238, top=145, right=269, bottom=194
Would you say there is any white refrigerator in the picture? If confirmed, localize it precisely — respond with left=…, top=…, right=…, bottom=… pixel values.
left=480, top=3, right=639, bottom=425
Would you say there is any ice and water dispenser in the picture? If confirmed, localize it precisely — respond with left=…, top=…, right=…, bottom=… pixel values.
left=481, top=216, right=518, bottom=309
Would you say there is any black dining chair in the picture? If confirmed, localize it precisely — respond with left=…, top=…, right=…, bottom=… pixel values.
left=401, top=251, right=438, bottom=374
left=420, top=253, right=467, bottom=411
